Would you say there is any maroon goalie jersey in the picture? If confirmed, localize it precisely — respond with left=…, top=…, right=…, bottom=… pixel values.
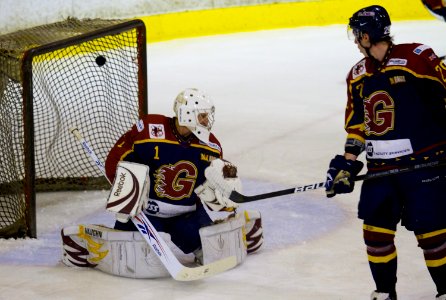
left=344, top=43, right=446, bottom=171
left=105, top=114, right=223, bottom=218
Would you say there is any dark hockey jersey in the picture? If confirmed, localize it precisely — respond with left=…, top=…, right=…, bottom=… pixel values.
left=344, top=43, right=446, bottom=171
left=105, top=114, right=222, bottom=217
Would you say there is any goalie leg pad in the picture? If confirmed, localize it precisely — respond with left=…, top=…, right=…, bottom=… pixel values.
left=243, top=210, right=264, bottom=254
left=61, top=224, right=170, bottom=278
left=199, top=213, right=247, bottom=265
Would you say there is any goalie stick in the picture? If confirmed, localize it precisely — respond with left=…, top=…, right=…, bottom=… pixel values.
left=229, top=159, right=446, bottom=203
left=70, top=127, right=237, bottom=281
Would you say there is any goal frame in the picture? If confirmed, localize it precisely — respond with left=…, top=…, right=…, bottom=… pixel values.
left=14, top=19, right=147, bottom=238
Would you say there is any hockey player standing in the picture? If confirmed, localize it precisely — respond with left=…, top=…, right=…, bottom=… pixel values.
left=324, top=5, right=446, bottom=300
left=61, top=88, right=263, bottom=278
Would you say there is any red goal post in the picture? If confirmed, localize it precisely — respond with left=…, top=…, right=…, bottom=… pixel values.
left=0, top=18, right=147, bottom=238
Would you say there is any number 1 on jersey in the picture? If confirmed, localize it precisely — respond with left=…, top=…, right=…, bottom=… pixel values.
left=154, top=145, right=160, bottom=160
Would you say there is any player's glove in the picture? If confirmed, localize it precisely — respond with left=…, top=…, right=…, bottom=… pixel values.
left=325, top=155, right=364, bottom=198
left=195, top=159, right=241, bottom=211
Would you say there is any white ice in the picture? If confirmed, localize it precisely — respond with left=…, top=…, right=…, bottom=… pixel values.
left=0, top=20, right=445, bottom=300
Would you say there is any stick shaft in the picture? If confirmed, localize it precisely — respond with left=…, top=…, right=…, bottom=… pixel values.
left=230, top=159, right=446, bottom=203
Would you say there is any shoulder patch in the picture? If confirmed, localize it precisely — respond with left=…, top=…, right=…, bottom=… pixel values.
left=148, top=123, right=165, bottom=139
left=387, top=58, right=407, bottom=66
left=136, top=119, right=144, bottom=132
left=201, top=140, right=222, bottom=153
left=352, top=60, right=366, bottom=79
left=413, top=44, right=431, bottom=55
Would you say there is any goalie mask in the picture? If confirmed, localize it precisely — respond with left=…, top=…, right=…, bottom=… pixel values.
left=174, top=88, right=215, bottom=143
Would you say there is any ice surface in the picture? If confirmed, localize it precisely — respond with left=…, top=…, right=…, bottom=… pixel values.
left=0, top=20, right=445, bottom=299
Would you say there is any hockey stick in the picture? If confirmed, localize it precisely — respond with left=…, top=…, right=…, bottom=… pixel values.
left=70, top=127, right=237, bottom=281
left=229, top=159, right=445, bottom=203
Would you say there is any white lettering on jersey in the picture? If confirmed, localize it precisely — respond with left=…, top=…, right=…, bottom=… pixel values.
left=200, top=140, right=221, bottom=153
left=366, top=139, right=413, bottom=159
left=387, top=58, right=407, bottom=66
left=148, top=124, right=165, bottom=139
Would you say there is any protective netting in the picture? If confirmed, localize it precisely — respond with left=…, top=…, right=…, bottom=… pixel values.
left=0, top=18, right=147, bottom=238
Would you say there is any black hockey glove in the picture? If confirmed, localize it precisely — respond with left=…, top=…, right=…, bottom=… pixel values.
left=325, top=155, right=364, bottom=198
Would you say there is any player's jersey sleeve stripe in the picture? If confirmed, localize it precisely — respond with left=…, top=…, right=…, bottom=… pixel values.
left=133, top=138, right=222, bottom=155
left=385, top=66, right=446, bottom=87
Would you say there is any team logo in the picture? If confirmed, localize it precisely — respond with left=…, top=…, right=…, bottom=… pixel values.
left=149, top=124, right=165, bottom=139
left=352, top=60, right=366, bottom=79
left=154, top=161, right=198, bottom=200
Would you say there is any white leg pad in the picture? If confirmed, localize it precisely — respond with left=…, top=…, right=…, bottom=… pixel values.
left=61, top=224, right=170, bottom=278
left=199, top=213, right=247, bottom=265
left=242, top=210, right=264, bottom=254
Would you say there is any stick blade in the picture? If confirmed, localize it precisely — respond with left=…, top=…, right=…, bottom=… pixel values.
left=173, top=256, right=237, bottom=281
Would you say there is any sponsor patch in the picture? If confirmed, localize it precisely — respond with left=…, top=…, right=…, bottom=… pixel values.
left=201, top=140, right=222, bottom=153
left=352, top=60, right=366, bottom=79
left=413, top=44, right=431, bottom=55
left=149, top=123, right=165, bottom=139
left=358, top=11, right=375, bottom=17
left=387, top=58, right=407, bottom=66
left=389, top=75, right=406, bottom=85
left=136, top=119, right=144, bottom=132
left=366, top=139, right=413, bottom=159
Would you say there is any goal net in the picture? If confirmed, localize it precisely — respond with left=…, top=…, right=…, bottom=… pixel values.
left=0, top=18, right=147, bottom=238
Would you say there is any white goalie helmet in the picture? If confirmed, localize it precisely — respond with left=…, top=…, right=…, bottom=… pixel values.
left=173, top=88, right=215, bottom=143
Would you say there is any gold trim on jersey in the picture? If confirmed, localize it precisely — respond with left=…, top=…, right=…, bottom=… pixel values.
left=134, top=138, right=221, bottom=155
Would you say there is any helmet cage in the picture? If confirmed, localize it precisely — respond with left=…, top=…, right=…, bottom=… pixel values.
left=174, top=88, right=215, bottom=143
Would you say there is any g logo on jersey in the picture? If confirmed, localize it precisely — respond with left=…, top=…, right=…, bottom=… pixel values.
left=154, top=161, right=198, bottom=200
left=364, top=91, right=395, bottom=136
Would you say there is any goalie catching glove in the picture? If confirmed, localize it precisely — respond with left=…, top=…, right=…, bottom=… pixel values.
left=195, top=158, right=241, bottom=211
left=325, top=155, right=364, bottom=198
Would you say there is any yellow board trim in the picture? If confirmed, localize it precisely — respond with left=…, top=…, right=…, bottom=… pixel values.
left=137, top=0, right=434, bottom=43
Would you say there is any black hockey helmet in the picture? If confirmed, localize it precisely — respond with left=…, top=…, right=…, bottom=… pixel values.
left=348, top=5, right=391, bottom=43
